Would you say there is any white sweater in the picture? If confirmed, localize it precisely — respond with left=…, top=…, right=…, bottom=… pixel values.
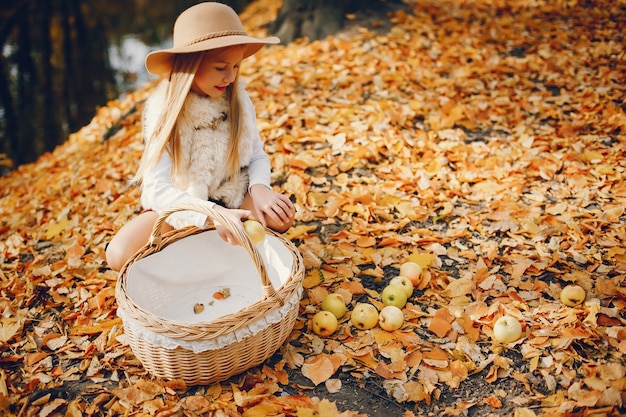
left=140, top=81, right=271, bottom=229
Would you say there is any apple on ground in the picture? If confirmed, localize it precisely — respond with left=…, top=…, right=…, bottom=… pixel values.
left=243, top=219, right=266, bottom=245
left=350, top=303, right=379, bottom=330
left=378, top=305, right=404, bottom=332
left=560, top=284, right=586, bottom=307
left=389, top=275, right=414, bottom=298
left=399, top=261, right=422, bottom=286
left=381, top=284, right=408, bottom=309
left=493, top=315, right=523, bottom=343
left=321, top=293, right=347, bottom=319
left=311, top=311, right=338, bottom=337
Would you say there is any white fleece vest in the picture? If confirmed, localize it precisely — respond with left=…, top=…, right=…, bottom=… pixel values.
left=143, top=81, right=256, bottom=208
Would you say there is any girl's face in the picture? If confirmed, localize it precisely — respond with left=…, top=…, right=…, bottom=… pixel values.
left=191, top=46, right=245, bottom=98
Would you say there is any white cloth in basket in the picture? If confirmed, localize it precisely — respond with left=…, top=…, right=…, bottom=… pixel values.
left=118, top=231, right=301, bottom=353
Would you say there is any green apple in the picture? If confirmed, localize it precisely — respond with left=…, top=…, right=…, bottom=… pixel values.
left=350, top=303, right=379, bottom=330
left=389, top=275, right=414, bottom=298
left=560, top=284, right=586, bottom=307
left=311, top=311, right=338, bottom=337
left=378, top=305, right=404, bottom=332
left=493, top=315, right=523, bottom=343
left=381, top=284, right=408, bottom=309
left=243, top=219, right=265, bottom=245
left=321, top=293, right=347, bottom=319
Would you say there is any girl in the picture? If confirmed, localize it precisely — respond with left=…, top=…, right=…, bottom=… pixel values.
left=106, top=2, right=294, bottom=271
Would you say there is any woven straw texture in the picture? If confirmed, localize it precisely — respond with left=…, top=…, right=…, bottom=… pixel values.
left=115, top=201, right=304, bottom=385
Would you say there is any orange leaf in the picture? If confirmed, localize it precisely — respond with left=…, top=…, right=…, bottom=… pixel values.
left=406, top=351, right=423, bottom=368
left=344, top=348, right=379, bottom=370
left=422, top=346, right=449, bottom=361
left=393, top=331, right=423, bottom=347
left=307, top=286, right=328, bottom=305
left=483, top=395, right=502, bottom=409
left=182, top=395, right=212, bottom=411
left=39, top=398, right=68, bottom=416
left=355, top=236, right=376, bottom=248
left=561, top=326, right=593, bottom=339
left=375, top=360, right=404, bottom=379
left=459, top=312, right=480, bottom=341
left=70, top=317, right=122, bottom=335
left=25, top=351, right=49, bottom=367
left=67, top=243, right=86, bottom=259
left=337, top=280, right=366, bottom=295
left=301, top=354, right=335, bottom=386
left=428, top=308, right=454, bottom=338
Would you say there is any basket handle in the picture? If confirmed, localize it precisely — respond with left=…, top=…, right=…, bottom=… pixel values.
left=148, top=201, right=282, bottom=304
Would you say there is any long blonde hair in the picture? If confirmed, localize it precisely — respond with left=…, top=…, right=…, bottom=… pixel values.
left=134, top=49, right=243, bottom=184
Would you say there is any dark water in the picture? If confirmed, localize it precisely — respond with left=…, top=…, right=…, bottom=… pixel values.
left=0, top=0, right=247, bottom=169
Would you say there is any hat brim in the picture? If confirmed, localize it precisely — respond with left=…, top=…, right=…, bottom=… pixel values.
left=145, top=35, right=280, bottom=75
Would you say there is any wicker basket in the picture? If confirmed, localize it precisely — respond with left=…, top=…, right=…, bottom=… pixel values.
left=115, top=201, right=304, bottom=385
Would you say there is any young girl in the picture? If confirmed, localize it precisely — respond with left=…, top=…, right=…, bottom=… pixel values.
left=106, top=2, right=295, bottom=271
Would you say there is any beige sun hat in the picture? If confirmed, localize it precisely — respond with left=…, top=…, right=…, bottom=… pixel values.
left=145, top=2, right=280, bottom=75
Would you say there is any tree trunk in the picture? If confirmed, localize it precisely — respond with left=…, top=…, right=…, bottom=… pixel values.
left=271, top=0, right=346, bottom=43
left=270, top=0, right=406, bottom=44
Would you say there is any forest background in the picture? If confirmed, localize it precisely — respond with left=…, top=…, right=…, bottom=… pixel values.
left=0, top=0, right=625, bottom=416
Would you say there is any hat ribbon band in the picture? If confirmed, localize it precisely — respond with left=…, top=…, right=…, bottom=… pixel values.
left=183, top=30, right=248, bottom=47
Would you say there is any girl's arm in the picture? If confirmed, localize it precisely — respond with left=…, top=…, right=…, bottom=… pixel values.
left=141, top=150, right=212, bottom=229
left=141, top=151, right=252, bottom=243
left=243, top=92, right=271, bottom=190
left=247, top=135, right=272, bottom=190
left=240, top=93, right=294, bottom=229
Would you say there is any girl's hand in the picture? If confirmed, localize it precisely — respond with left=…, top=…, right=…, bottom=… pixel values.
left=206, top=206, right=252, bottom=245
left=249, top=184, right=294, bottom=229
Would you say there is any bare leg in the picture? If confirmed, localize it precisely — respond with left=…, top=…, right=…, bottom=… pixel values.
left=105, top=211, right=174, bottom=271
left=241, top=193, right=294, bottom=233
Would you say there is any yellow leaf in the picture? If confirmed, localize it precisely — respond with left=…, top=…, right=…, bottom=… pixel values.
left=379, top=194, right=402, bottom=207
left=581, top=150, right=603, bottom=163
left=606, top=246, right=625, bottom=259
left=65, top=400, right=83, bottom=417
left=243, top=405, right=281, bottom=417
left=45, top=217, right=70, bottom=240
left=0, top=319, right=20, bottom=343
left=318, top=399, right=349, bottom=417
left=443, top=278, right=474, bottom=298
left=302, top=268, right=324, bottom=289
left=342, top=203, right=368, bottom=216
left=510, top=257, right=534, bottom=280
left=408, top=252, right=436, bottom=268
left=395, top=202, right=422, bottom=220
left=404, top=381, right=428, bottom=403
left=297, top=408, right=315, bottom=417
left=284, top=224, right=317, bottom=240
left=0, top=371, right=7, bottom=397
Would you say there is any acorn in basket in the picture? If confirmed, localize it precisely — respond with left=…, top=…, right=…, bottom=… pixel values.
left=243, top=220, right=266, bottom=245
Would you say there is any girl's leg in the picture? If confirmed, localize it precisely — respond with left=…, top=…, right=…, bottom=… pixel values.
left=105, top=211, right=174, bottom=271
left=241, top=193, right=294, bottom=233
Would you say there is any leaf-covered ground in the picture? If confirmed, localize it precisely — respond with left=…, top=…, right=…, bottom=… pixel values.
left=1, top=0, right=625, bottom=416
